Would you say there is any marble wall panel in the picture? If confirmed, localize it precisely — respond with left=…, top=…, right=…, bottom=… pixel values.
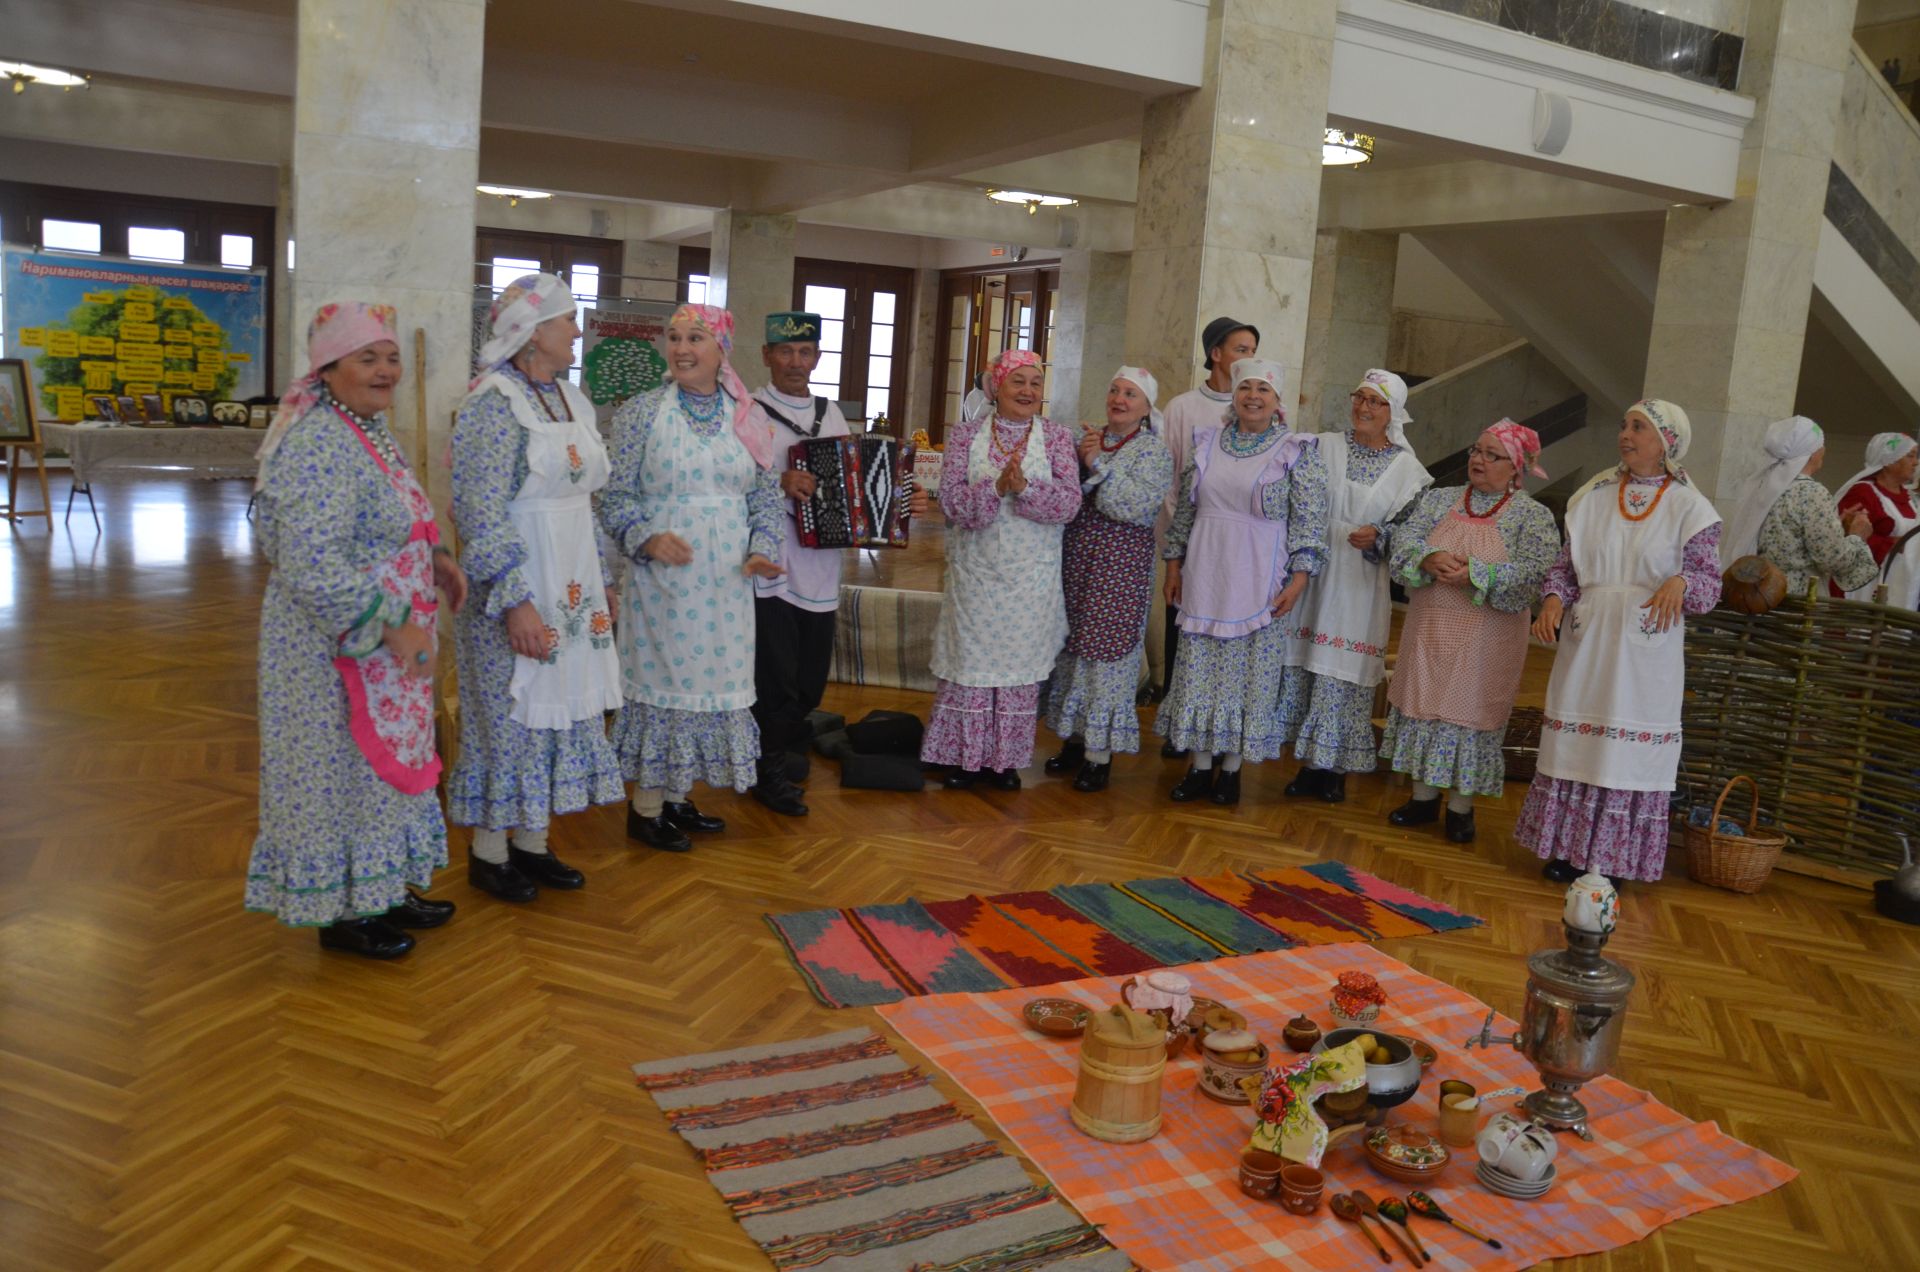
left=1398, top=0, right=1745, bottom=89
left=709, top=211, right=797, bottom=352
left=295, top=0, right=483, bottom=149
left=621, top=240, right=679, bottom=302
left=1825, top=163, right=1920, bottom=326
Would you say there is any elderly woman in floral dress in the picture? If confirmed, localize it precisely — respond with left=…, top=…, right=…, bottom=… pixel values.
left=1518, top=399, right=1722, bottom=886
left=600, top=304, right=783, bottom=852
left=244, top=302, right=468, bottom=959
left=448, top=274, right=625, bottom=902
left=1277, top=370, right=1430, bottom=805
left=1720, top=415, right=1876, bottom=599
left=1380, top=420, right=1560, bottom=844
left=1042, top=365, right=1176, bottom=792
left=924, top=349, right=1083, bottom=790
left=1155, top=359, right=1328, bottom=806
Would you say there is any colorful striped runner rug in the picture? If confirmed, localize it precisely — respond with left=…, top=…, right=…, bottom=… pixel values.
left=634, top=1028, right=1131, bottom=1272
left=766, top=861, right=1482, bottom=1009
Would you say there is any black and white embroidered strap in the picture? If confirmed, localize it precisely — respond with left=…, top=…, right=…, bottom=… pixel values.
left=758, top=394, right=830, bottom=438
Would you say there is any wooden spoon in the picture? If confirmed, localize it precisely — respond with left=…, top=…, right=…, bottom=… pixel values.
left=1407, top=1189, right=1503, bottom=1248
left=1353, top=1190, right=1424, bottom=1265
left=1376, top=1197, right=1432, bottom=1264
left=1330, top=1193, right=1391, bottom=1262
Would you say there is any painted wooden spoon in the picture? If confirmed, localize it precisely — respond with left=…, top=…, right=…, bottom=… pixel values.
left=1407, top=1189, right=1503, bottom=1248
left=1330, top=1193, right=1391, bottom=1262
left=1353, top=1190, right=1424, bottom=1265
left=1376, top=1197, right=1432, bottom=1264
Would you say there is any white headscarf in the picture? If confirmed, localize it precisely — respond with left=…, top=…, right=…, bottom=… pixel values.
left=473, top=272, right=576, bottom=386
left=961, top=370, right=991, bottom=423
left=1721, top=415, right=1824, bottom=562
left=1353, top=368, right=1413, bottom=451
left=1110, top=365, right=1163, bottom=432
left=1227, top=358, right=1288, bottom=426
left=1831, top=431, right=1918, bottom=507
left=1570, top=397, right=1693, bottom=506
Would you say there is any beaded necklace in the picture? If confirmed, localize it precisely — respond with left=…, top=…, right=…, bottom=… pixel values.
left=1221, top=420, right=1280, bottom=457
left=680, top=386, right=725, bottom=429
left=1101, top=423, right=1144, bottom=454
left=1457, top=485, right=1514, bottom=522
left=511, top=365, right=572, bottom=423
left=1617, top=471, right=1671, bottom=522
left=989, top=417, right=1032, bottom=467
left=324, top=388, right=404, bottom=469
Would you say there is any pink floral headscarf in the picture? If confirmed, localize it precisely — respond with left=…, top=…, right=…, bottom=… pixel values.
left=1485, top=418, right=1548, bottom=488
left=255, top=300, right=399, bottom=488
left=987, top=348, right=1043, bottom=397
left=667, top=303, right=774, bottom=468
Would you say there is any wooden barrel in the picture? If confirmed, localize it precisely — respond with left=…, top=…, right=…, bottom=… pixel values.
left=1070, top=1017, right=1166, bottom=1143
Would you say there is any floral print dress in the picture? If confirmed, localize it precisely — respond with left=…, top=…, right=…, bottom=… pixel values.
left=244, top=401, right=448, bottom=925
left=445, top=373, right=626, bottom=831
left=1758, top=476, right=1877, bottom=598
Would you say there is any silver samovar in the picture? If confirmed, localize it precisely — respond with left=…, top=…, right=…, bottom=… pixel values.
left=1464, top=875, right=1634, bottom=1141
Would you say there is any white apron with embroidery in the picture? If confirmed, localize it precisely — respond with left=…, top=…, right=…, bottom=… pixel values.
left=474, top=372, right=623, bottom=730
left=1839, top=482, right=1920, bottom=609
left=619, top=387, right=759, bottom=711
left=931, top=417, right=1068, bottom=687
left=1537, top=477, right=1719, bottom=792
left=1285, top=438, right=1429, bottom=686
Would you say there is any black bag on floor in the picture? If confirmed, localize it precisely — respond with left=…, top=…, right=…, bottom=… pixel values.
left=842, top=710, right=924, bottom=757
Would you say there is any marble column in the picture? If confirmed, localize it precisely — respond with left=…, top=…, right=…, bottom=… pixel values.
left=1640, top=0, right=1859, bottom=500
left=1299, top=229, right=1397, bottom=433
left=903, top=265, right=941, bottom=437
left=620, top=239, right=679, bottom=303
left=709, top=211, right=797, bottom=344
left=291, top=0, right=482, bottom=511
left=273, top=166, right=294, bottom=388
left=1123, top=0, right=1336, bottom=415
left=1049, top=250, right=1133, bottom=426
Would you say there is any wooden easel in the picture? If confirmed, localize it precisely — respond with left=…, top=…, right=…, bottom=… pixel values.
left=2, top=441, right=52, bottom=527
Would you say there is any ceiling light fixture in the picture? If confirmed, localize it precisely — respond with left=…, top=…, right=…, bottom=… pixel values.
left=1322, top=128, right=1375, bottom=167
left=2, top=60, right=90, bottom=94
left=476, top=184, right=554, bottom=208
left=987, top=188, right=1078, bottom=216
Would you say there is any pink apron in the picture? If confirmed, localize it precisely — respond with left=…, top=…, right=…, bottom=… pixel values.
left=1388, top=506, right=1528, bottom=732
left=1176, top=427, right=1311, bottom=639
left=330, top=411, right=443, bottom=795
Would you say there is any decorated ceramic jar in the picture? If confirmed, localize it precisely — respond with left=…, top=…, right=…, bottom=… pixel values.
left=1562, top=873, right=1619, bottom=933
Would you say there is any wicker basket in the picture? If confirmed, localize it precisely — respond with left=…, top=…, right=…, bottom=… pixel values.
left=1503, top=706, right=1544, bottom=784
left=1683, top=775, right=1787, bottom=894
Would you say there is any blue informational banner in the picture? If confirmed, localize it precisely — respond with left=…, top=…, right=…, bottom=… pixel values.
left=2, top=247, right=269, bottom=420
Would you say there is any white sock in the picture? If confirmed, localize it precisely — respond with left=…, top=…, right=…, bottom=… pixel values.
left=666, top=787, right=690, bottom=804
left=1088, top=748, right=1112, bottom=764
left=631, top=788, right=665, bottom=818
left=1189, top=752, right=1214, bottom=771
left=471, top=827, right=509, bottom=864
left=511, top=826, right=550, bottom=855
left=1446, top=792, right=1475, bottom=815
left=1221, top=753, right=1244, bottom=773
left=1413, top=782, right=1441, bottom=802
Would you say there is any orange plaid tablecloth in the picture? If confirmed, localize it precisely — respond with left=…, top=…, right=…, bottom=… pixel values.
left=878, top=943, right=1795, bottom=1270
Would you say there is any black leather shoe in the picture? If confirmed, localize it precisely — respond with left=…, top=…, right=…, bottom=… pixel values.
left=943, top=768, right=981, bottom=789
left=991, top=767, right=1022, bottom=791
left=1541, top=857, right=1581, bottom=883
left=1161, top=740, right=1190, bottom=760
left=318, top=917, right=414, bottom=959
left=1072, top=761, right=1111, bottom=792
left=627, top=806, right=693, bottom=852
left=509, top=846, right=585, bottom=889
left=663, top=800, right=725, bottom=834
left=751, top=777, right=810, bottom=816
left=1389, top=796, right=1441, bottom=827
left=385, top=891, right=455, bottom=928
left=1319, top=772, right=1348, bottom=804
left=1445, top=809, right=1477, bottom=843
left=1284, top=767, right=1325, bottom=798
left=1170, top=766, right=1215, bottom=802
left=1045, top=739, right=1086, bottom=776
left=468, top=855, right=539, bottom=902
left=1209, top=768, right=1242, bottom=805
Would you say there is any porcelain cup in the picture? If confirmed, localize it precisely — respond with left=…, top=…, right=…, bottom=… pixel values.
left=1476, top=1111, right=1534, bottom=1165
left=1495, top=1125, right=1558, bottom=1181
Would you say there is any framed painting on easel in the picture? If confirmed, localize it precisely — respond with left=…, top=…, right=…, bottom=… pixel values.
left=0, top=358, right=41, bottom=445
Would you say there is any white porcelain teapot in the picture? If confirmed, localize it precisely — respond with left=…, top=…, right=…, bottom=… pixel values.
left=1562, top=873, right=1619, bottom=934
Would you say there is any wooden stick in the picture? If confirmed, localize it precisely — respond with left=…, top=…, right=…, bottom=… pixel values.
left=413, top=327, right=429, bottom=486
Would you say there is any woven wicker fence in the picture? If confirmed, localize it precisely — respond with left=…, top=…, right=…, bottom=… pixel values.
left=1679, top=592, right=1920, bottom=878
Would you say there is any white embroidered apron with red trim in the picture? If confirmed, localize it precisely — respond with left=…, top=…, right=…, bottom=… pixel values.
left=331, top=411, right=443, bottom=795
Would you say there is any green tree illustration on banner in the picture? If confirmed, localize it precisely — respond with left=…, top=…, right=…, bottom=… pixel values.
left=583, top=336, right=666, bottom=406
left=32, top=290, right=240, bottom=415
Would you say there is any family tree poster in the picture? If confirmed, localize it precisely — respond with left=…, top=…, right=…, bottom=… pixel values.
left=581, top=300, right=674, bottom=422
left=3, top=248, right=269, bottom=420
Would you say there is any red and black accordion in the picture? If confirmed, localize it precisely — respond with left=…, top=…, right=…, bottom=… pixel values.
left=791, top=436, right=916, bottom=549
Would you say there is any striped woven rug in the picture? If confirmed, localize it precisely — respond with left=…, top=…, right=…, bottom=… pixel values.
left=634, top=1028, right=1129, bottom=1272
left=767, top=861, right=1482, bottom=1009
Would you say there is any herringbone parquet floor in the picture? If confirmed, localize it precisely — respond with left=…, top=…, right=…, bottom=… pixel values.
left=5, top=475, right=1919, bottom=1270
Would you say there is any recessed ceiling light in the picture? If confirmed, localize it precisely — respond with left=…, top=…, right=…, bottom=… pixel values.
left=987, top=189, right=1078, bottom=215
left=1322, top=129, right=1375, bottom=167
left=1, top=60, right=89, bottom=93
left=477, top=184, right=554, bottom=207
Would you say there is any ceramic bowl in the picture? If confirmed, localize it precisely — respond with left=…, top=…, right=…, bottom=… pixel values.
left=1022, top=997, right=1092, bottom=1038
left=1197, top=1040, right=1269, bottom=1104
left=1317, top=1027, right=1424, bottom=1109
left=1328, top=999, right=1382, bottom=1030
left=1363, top=1125, right=1450, bottom=1185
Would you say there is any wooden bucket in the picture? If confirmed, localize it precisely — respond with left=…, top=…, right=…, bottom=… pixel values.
left=1070, top=1007, right=1166, bottom=1143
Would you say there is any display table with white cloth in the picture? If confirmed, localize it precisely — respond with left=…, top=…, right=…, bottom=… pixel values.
left=40, top=422, right=263, bottom=523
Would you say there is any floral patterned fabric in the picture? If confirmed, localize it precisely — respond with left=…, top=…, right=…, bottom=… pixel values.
left=244, top=404, right=447, bottom=925
left=1042, top=652, right=1142, bottom=754
left=1759, top=475, right=1878, bottom=597
left=923, top=680, right=1044, bottom=771
left=1378, top=711, right=1508, bottom=796
left=445, top=382, right=625, bottom=830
